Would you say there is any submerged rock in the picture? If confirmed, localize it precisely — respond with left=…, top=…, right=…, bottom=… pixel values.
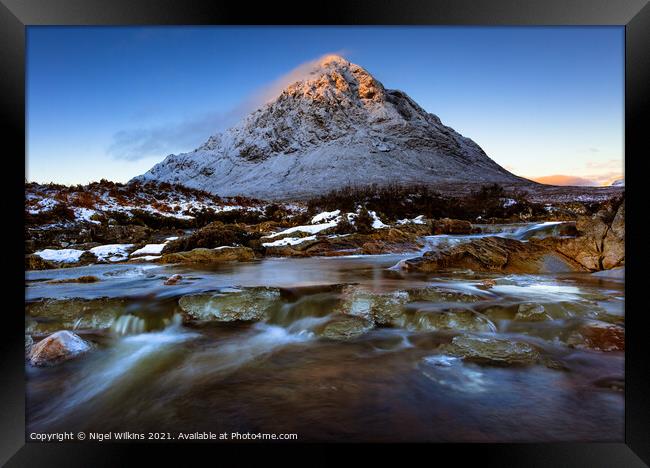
left=315, top=314, right=374, bottom=340
left=514, top=303, right=553, bottom=322
left=401, top=236, right=584, bottom=274
left=395, top=308, right=497, bottom=333
left=178, top=287, right=281, bottom=322
left=164, top=274, right=183, bottom=285
left=565, top=321, right=624, bottom=352
left=160, top=246, right=255, bottom=263
left=28, top=330, right=92, bottom=366
left=47, top=275, right=100, bottom=284
left=439, top=335, right=540, bottom=366
left=407, top=286, right=484, bottom=303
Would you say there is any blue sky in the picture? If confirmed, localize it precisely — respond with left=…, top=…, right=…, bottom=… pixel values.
left=27, top=26, right=624, bottom=186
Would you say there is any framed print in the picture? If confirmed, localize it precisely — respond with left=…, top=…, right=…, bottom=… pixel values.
left=1, top=0, right=648, bottom=465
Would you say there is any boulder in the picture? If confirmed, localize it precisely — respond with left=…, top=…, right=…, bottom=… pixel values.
left=554, top=201, right=624, bottom=271
left=401, top=236, right=584, bottom=274
left=333, top=286, right=409, bottom=325
left=178, top=287, right=280, bottom=321
left=28, top=331, right=92, bottom=366
left=431, top=218, right=473, bottom=235
left=163, top=222, right=261, bottom=254
left=159, top=246, right=255, bottom=263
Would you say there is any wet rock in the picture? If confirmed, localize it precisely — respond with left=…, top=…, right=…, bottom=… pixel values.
left=431, top=218, right=473, bottom=235
left=25, top=335, right=33, bottom=355
left=514, top=303, right=553, bottom=322
left=26, top=297, right=129, bottom=333
left=315, top=314, right=374, bottom=340
left=28, top=330, right=92, bottom=366
left=164, top=274, right=183, bottom=285
left=160, top=246, right=255, bottom=263
left=178, top=287, right=281, bottom=322
left=333, top=286, right=409, bottom=325
left=395, top=308, right=496, bottom=333
left=440, top=335, right=541, bottom=366
left=565, top=321, right=624, bottom=352
left=401, top=236, right=584, bottom=274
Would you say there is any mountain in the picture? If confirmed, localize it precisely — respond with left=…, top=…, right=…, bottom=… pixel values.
left=135, top=55, right=527, bottom=200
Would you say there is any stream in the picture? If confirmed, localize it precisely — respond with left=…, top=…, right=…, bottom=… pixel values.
left=25, top=222, right=624, bottom=442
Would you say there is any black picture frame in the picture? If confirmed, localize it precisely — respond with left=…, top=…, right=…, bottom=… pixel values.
left=2, top=0, right=648, bottom=465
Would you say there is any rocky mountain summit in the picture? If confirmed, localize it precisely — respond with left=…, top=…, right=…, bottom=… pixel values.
left=135, top=55, right=526, bottom=200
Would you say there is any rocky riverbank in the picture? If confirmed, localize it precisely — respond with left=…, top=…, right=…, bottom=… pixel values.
left=25, top=181, right=624, bottom=272
left=400, top=199, right=624, bottom=274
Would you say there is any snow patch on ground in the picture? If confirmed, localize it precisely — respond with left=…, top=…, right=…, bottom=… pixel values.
left=34, top=248, right=85, bottom=263
left=397, top=215, right=426, bottom=225
left=263, top=236, right=317, bottom=247
left=90, top=244, right=134, bottom=262
left=368, top=210, right=388, bottom=229
left=131, top=243, right=166, bottom=256
left=268, top=222, right=337, bottom=238
left=311, top=210, right=340, bottom=224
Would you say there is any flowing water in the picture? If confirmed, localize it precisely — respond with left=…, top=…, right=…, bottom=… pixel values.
left=25, top=222, right=624, bottom=442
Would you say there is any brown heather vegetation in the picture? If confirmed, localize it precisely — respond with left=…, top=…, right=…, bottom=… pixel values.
left=306, top=183, right=616, bottom=223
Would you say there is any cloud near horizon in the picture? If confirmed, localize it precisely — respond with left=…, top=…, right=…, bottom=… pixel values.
left=531, top=173, right=623, bottom=187
left=107, top=52, right=348, bottom=161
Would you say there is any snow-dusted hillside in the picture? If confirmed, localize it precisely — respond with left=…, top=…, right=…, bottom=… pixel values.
left=135, top=55, right=527, bottom=200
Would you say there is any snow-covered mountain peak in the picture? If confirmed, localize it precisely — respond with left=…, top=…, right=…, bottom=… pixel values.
left=136, top=57, right=526, bottom=200
left=283, top=54, right=385, bottom=105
